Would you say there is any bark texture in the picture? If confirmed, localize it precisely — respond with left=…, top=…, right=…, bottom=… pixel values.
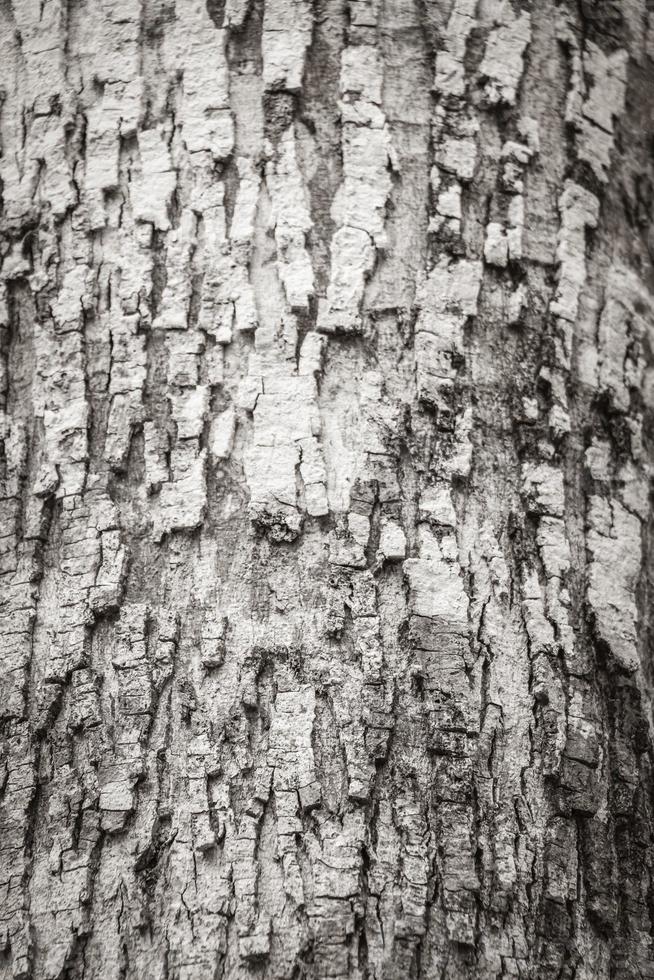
left=1, top=0, right=654, bottom=977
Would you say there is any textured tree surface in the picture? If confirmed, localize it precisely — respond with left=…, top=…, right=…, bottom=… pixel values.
left=1, top=0, right=654, bottom=977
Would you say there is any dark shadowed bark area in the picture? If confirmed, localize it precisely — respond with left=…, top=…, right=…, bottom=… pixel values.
left=1, top=0, right=654, bottom=977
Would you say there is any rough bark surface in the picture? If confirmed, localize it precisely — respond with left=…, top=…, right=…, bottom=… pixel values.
left=1, top=0, right=654, bottom=977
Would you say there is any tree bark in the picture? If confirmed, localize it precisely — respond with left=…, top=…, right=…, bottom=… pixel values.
left=1, top=0, right=653, bottom=976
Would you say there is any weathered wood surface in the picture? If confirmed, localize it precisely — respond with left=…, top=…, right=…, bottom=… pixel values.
left=1, top=0, right=654, bottom=976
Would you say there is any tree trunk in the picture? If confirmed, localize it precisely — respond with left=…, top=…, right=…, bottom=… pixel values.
left=1, top=0, right=653, bottom=976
